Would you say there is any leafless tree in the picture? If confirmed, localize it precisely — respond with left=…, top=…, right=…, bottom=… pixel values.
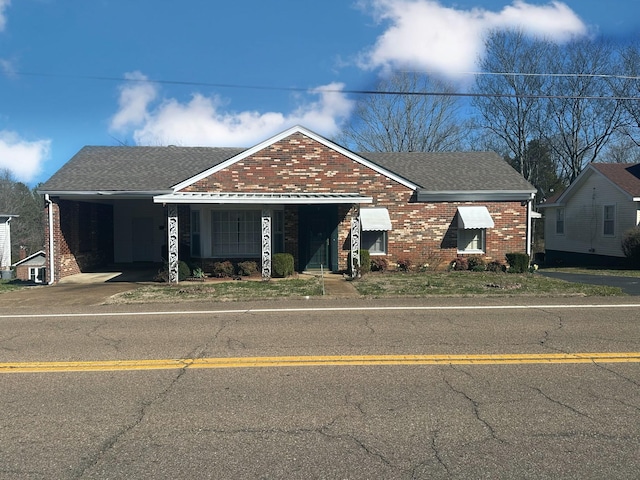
left=472, top=30, right=552, bottom=184
left=337, top=72, right=464, bottom=152
left=543, top=39, right=624, bottom=183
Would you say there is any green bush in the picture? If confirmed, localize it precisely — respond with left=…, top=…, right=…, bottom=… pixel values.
left=621, top=227, right=640, bottom=268
left=505, top=252, right=530, bottom=273
left=355, top=249, right=371, bottom=275
left=154, top=260, right=191, bottom=282
left=237, top=261, right=258, bottom=276
left=272, top=253, right=294, bottom=278
left=213, top=260, right=235, bottom=277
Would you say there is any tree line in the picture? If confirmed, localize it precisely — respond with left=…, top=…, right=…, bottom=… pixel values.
left=339, top=30, right=640, bottom=204
left=0, top=170, right=44, bottom=262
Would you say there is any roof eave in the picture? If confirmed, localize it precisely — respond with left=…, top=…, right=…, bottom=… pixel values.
left=417, top=190, right=536, bottom=202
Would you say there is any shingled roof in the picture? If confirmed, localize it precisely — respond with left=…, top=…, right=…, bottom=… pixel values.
left=41, top=144, right=535, bottom=196
left=590, top=162, right=640, bottom=198
left=361, top=151, right=534, bottom=192
left=41, top=146, right=246, bottom=192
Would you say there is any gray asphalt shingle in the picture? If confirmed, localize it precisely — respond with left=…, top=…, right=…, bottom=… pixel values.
left=40, top=146, right=534, bottom=193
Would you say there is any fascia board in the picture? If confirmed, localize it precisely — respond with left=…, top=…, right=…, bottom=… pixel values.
left=153, top=194, right=374, bottom=205
left=37, top=190, right=169, bottom=198
left=171, top=125, right=419, bottom=192
left=417, top=190, right=535, bottom=202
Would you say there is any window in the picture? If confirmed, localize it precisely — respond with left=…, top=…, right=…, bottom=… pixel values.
left=272, top=210, right=285, bottom=254
left=603, top=205, right=615, bottom=236
left=556, top=208, right=565, bottom=235
left=458, top=228, right=485, bottom=253
left=191, top=210, right=201, bottom=256
left=211, top=210, right=261, bottom=257
left=29, top=267, right=45, bottom=283
left=362, top=230, right=387, bottom=254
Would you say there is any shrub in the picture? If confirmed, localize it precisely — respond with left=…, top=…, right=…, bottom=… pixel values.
left=467, top=255, right=486, bottom=272
left=191, top=267, right=206, bottom=279
left=505, top=252, right=530, bottom=273
left=397, top=258, right=413, bottom=272
left=486, top=260, right=506, bottom=273
left=272, top=253, right=295, bottom=278
left=621, top=227, right=640, bottom=268
left=371, top=257, right=388, bottom=272
left=359, top=250, right=371, bottom=274
left=213, top=260, right=235, bottom=277
left=153, top=260, right=191, bottom=282
left=237, top=261, right=258, bottom=276
left=450, top=256, right=468, bottom=271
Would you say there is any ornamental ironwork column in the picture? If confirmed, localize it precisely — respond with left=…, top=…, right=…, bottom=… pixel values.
left=168, top=204, right=179, bottom=284
left=350, top=208, right=361, bottom=279
left=261, top=209, right=272, bottom=280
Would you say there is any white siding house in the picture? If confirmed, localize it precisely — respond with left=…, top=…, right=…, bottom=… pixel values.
left=1, top=214, right=19, bottom=276
left=540, top=163, right=640, bottom=266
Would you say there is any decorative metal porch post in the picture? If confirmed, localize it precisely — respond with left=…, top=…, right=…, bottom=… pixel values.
left=167, top=204, right=179, bottom=284
left=261, top=209, right=272, bottom=280
left=350, top=208, right=361, bottom=279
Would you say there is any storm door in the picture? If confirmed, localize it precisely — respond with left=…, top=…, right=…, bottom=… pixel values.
left=298, top=205, right=338, bottom=272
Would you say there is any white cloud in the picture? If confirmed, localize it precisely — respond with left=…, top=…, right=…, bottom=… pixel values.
left=0, top=131, right=51, bottom=183
left=360, top=0, right=588, bottom=77
left=0, top=0, right=9, bottom=32
left=110, top=75, right=354, bottom=146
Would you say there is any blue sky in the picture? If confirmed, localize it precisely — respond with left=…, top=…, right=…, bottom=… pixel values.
left=0, top=0, right=638, bottom=186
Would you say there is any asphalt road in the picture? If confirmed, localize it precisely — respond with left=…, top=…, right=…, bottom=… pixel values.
left=1, top=299, right=639, bottom=479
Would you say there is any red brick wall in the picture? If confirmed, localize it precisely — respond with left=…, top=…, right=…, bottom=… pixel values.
left=183, top=132, right=529, bottom=270
left=46, top=199, right=114, bottom=282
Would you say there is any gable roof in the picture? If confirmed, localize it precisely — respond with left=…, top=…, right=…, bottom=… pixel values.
left=590, top=163, right=640, bottom=199
left=542, top=162, right=640, bottom=207
left=12, top=250, right=45, bottom=267
left=39, top=126, right=534, bottom=199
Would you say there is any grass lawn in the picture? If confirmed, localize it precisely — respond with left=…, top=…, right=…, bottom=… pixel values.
left=108, top=277, right=324, bottom=303
left=352, top=271, right=624, bottom=297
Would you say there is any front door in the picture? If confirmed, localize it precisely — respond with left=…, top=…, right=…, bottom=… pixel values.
left=299, top=205, right=338, bottom=272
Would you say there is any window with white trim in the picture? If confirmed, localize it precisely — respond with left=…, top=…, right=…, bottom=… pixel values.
left=362, top=230, right=387, bottom=254
left=457, top=228, right=485, bottom=253
left=603, top=205, right=615, bottom=236
left=29, top=267, right=45, bottom=283
left=211, top=210, right=261, bottom=257
left=556, top=208, right=565, bottom=235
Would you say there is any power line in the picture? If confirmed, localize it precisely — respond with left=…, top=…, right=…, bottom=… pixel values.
left=12, top=70, right=640, bottom=101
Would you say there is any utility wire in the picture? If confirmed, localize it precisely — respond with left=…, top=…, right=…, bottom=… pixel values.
left=12, top=70, right=640, bottom=101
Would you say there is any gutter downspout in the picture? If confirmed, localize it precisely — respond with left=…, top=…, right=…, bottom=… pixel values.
left=45, top=194, right=55, bottom=285
left=526, top=194, right=534, bottom=258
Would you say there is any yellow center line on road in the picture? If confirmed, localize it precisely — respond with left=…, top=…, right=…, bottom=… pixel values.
left=2, top=352, right=640, bottom=373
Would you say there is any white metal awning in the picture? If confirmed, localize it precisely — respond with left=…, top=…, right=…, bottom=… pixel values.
left=457, top=206, right=494, bottom=229
left=154, top=192, right=373, bottom=204
left=360, top=208, right=392, bottom=231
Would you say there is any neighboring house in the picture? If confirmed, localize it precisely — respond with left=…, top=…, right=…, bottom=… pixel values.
left=0, top=214, right=18, bottom=278
left=12, top=250, right=46, bottom=283
left=39, top=125, right=536, bottom=283
left=540, top=162, right=640, bottom=267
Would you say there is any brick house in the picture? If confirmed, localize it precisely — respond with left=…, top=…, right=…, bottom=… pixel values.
left=12, top=250, right=46, bottom=283
left=39, top=125, right=536, bottom=283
